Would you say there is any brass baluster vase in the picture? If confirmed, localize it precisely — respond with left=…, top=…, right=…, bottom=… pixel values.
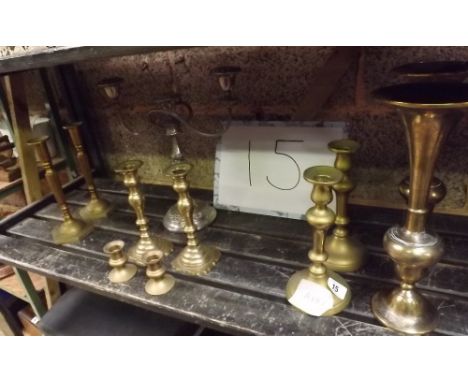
left=371, top=82, right=468, bottom=335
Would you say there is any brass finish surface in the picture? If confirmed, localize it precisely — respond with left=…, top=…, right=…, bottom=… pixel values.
left=286, top=166, right=351, bottom=316
left=399, top=176, right=446, bottom=210
left=28, top=136, right=92, bottom=244
left=165, top=162, right=221, bottom=275
left=64, top=122, right=112, bottom=221
left=115, top=160, right=173, bottom=266
left=371, top=82, right=468, bottom=335
left=144, top=250, right=175, bottom=296
left=324, top=139, right=365, bottom=272
left=103, top=240, right=137, bottom=283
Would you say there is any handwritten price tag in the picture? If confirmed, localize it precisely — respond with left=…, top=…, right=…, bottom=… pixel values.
left=288, top=279, right=334, bottom=316
left=327, top=277, right=348, bottom=300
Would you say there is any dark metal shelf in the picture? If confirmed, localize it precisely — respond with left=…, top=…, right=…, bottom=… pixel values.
left=0, top=177, right=466, bottom=335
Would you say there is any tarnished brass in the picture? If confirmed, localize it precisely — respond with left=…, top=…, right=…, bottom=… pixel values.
left=103, top=240, right=137, bottom=283
left=286, top=166, right=351, bottom=316
left=144, top=249, right=175, bottom=296
left=28, top=136, right=93, bottom=244
left=64, top=122, right=112, bottom=221
left=324, top=139, right=365, bottom=272
left=115, top=160, right=173, bottom=266
left=165, top=162, right=221, bottom=275
left=371, top=82, right=468, bottom=335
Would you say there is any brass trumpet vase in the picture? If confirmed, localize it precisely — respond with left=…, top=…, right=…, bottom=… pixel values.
left=371, top=82, right=468, bottom=335
left=64, top=122, right=112, bottom=221
left=145, top=249, right=175, bottom=296
left=165, top=162, right=221, bottom=276
left=103, top=240, right=137, bottom=283
left=28, top=136, right=93, bottom=244
left=286, top=166, right=351, bottom=317
left=324, top=139, right=365, bottom=272
left=115, top=160, right=173, bottom=266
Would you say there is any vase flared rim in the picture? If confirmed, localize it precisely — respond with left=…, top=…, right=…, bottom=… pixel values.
left=373, top=82, right=468, bottom=109
left=393, top=61, right=468, bottom=78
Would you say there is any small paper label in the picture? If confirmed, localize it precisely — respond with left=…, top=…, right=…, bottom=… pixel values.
left=288, top=279, right=334, bottom=316
left=31, top=316, right=40, bottom=325
left=327, top=277, right=347, bottom=300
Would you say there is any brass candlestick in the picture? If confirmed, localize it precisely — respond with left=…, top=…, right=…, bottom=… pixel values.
left=165, top=162, right=221, bottom=275
left=371, top=82, right=468, bottom=335
left=28, top=136, right=93, bottom=244
left=394, top=61, right=468, bottom=210
left=64, top=122, right=112, bottom=221
left=103, top=240, right=137, bottom=283
left=145, top=249, right=175, bottom=295
left=324, top=139, right=365, bottom=272
left=286, top=166, right=351, bottom=317
left=114, top=160, right=173, bottom=266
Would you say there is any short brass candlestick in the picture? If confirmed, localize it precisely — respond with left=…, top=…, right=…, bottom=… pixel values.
left=28, top=136, right=93, bottom=244
left=371, top=82, right=468, bottom=335
left=165, top=162, right=221, bottom=275
left=324, top=139, right=365, bottom=272
left=394, top=61, right=468, bottom=210
left=115, top=160, right=173, bottom=266
left=103, top=240, right=137, bottom=283
left=145, top=249, right=175, bottom=296
left=64, top=122, right=112, bottom=221
left=286, top=166, right=351, bottom=317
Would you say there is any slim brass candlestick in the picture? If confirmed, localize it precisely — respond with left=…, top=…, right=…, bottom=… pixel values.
left=286, top=166, right=351, bottom=317
left=115, top=160, right=173, bottom=266
left=165, top=162, right=221, bottom=275
left=64, top=122, right=112, bottom=221
left=371, top=82, right=468, bottom=335
left=324, top=139, right=365, bottom=272
left=28, top=136, right=93, bottom=244
left=145, top=249, right=175, bottom=296
left=103, top=240, right=137, bottom=283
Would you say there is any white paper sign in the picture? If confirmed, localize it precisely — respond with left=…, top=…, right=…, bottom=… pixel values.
left=288, top=279, right=334, bottom=316
left=214, top=121, right=346, bottom=219
left=327, top=277, right=348, bottom=300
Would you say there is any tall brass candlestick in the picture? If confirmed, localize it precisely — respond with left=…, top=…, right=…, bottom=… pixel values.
left=64, top=122, right=112, bottom=221
left=165, top=162, right=221, bottom=275
left=371, top=82, right=468, bottom=335
left=324, top=139, right=365, bottom=272
left=115, top=160, right=173, bottom=266
left=28, top=136, right=93, bottom=244
left=286, top=166, right=351, bottom=317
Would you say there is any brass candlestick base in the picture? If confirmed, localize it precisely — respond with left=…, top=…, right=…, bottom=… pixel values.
left=163, top=200, right=217, bottom=233
left=145, top=250, right=175, bottom=295
left=28, top=136, right=93, bottom=245
left=79, top=198, right=112, bottom=221
left=371, top=82, right=468, bottom=335
left=115, top=160, right=173, bottom=266
left=165, top=162, right=221, bottom=275
left=103, top=240, right=137, bottom=283
left=324, top=139, right=365, bottom=272
left=286, top=166, right=351, bottom=317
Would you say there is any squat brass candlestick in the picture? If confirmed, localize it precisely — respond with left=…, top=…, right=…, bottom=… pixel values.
left=324, top=139, right=365, bottom=272
left=165, top=162, right=221, bottom=275
left=286, top=166, right=351, bottom=317
left=103, top=240, right=137, bottom=283
left=371, top=82, right=468, bottom=335
left=115, top=160, right=173, bottom=266
left=64, top=122, right=112, bottom=221
left=145, top=249, right=175, bottom=296
left=28, top=136, right=93, bottom=244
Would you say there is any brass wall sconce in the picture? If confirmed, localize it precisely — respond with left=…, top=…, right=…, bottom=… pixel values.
left=324, top=139, right=365, bottom=272
left=165, top=162, right=221, bottom=275
left=145, top=249, right=175, bottom=295
left=64, top=122, right=112, bottom=221
left=103, top=240, right=137, bottom=283
left=286, top=166, right=351, bottom=316
left=28, top=136, right=93, bottom=244
left=371, top=82, right=468, bottom=335
left=114, top=159, right=173, bottom=266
